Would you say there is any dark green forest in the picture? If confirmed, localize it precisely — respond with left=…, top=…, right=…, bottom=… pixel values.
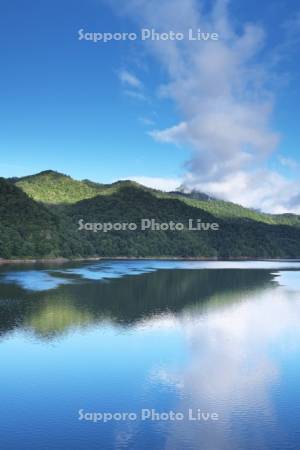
left=1, top=170, right=300, bottom=259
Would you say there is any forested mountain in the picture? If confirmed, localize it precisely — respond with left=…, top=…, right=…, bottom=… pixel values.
left=1, top=170, right=300, bottom=259
left=0, top=177, right=64, bottom=258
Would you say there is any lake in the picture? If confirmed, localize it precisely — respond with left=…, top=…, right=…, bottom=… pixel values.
left=1, top=260, right=300, bottom=450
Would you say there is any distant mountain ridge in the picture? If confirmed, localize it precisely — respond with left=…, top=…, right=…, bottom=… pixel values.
left=1, top=169, right=300, bottom=259
left=169, top=190, right=214, bottom=202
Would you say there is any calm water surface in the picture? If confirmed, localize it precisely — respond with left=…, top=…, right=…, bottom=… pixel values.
left=1, top=260, right=300, bottom=450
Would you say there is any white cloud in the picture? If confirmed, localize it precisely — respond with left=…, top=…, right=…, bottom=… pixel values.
left=126, top=169, right=300, bottom=213
left=119, top=69, right=143, bottom=89
left=185, top=169, right=300, bottom=213
left=139, top=116, right=155, bottom=126
left=278, top=155, right=299, bottom=171
left=108, top=0, right=300, bottom=213
left=118, top=70, right=149, bottom=101
left=123, top=89, right=147, bottom=101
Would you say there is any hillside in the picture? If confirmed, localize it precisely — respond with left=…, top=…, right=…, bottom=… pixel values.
left=167, top=192, right=300, bottom=226
left=1, top=170, right=300, bottom=259
left=0, top=177, right=65, bottom=258
left=14, top=170, right=148, bottom=204
left=15, top=170, right=300, bottom=227
left=15, top=170, right=106, bottom=204
left=67, top=186, right=300, bottom=258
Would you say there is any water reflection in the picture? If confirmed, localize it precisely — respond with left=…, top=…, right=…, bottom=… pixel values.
left=0, top=268, right=275, bottom=339
left=1, top=263, right=300, bottom=450
left=144, top=286, right=300, bottom=450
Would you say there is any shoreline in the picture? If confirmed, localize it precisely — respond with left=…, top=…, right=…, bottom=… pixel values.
left=1, top=256, right=300, bottom=265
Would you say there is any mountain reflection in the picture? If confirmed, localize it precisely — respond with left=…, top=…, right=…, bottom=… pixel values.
left=0, top=268, right=276, bottom=340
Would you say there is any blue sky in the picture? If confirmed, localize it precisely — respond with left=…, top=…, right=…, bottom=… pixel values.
left=1, top=0, right=300, bottom=212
